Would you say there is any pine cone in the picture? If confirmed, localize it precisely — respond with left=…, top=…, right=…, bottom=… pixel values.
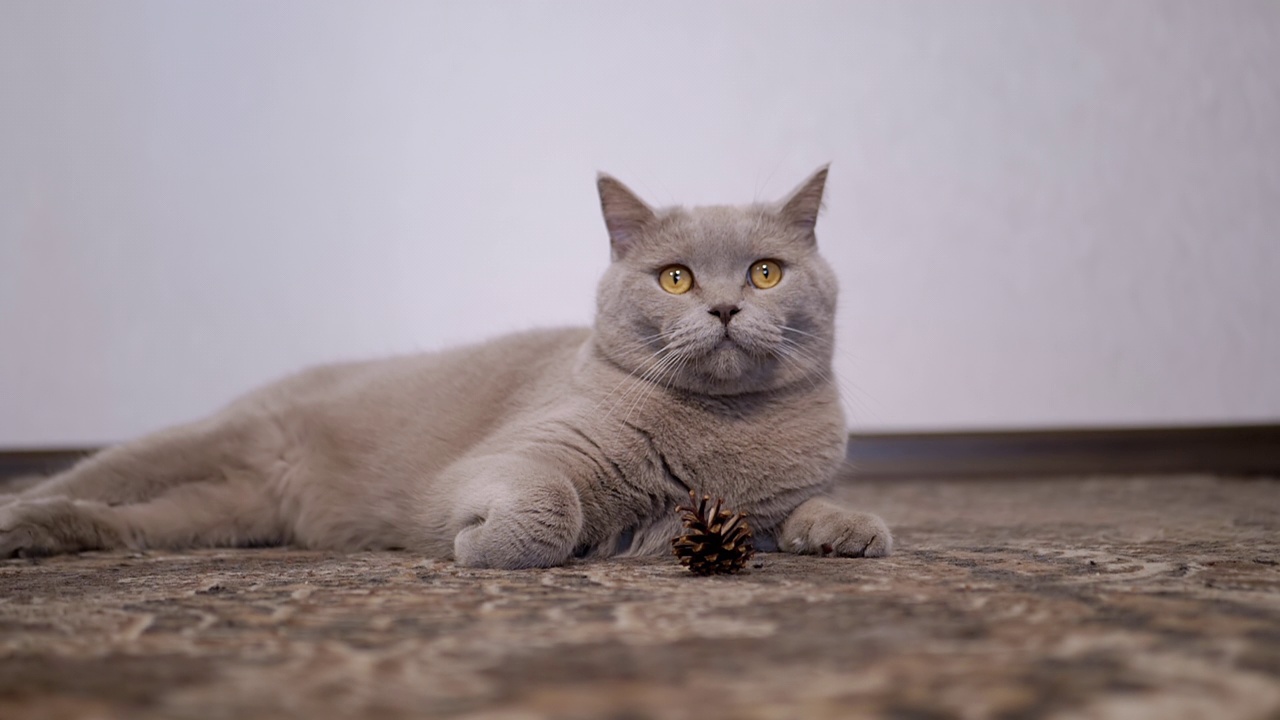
left=671, top=491, right=756, bottom=575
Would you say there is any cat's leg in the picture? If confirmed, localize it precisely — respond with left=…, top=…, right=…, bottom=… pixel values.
left=446, top=454, right=584, bottom=569
left=1, top=475, right=48, bottom=504
left=15, top=414, right=273, bottom=506
left=778, top=497, right=893, bottom=558
left=0, top=479, right=283, bottom=558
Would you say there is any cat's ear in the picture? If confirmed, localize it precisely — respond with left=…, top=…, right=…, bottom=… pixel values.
left=597, top=173, right=656, bottom=260
left=777, top=164, right=829, bottom=236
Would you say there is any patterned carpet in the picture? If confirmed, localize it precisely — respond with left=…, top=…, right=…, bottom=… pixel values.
left=1, top=475, right=1278, bottom=719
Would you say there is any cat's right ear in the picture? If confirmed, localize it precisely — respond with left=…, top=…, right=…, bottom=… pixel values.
left=597, top=173, right=656, bottom=260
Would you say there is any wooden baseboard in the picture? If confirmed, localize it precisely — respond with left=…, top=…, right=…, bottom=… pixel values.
left=845, top=424, right=1280, bottom=478
left=0, top=449, right=97, bottom=483
left=2, top=424, right=1278, bottom=482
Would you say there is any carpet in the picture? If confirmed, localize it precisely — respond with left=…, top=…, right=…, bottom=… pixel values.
left=1, top=475, right=1278, bottom=719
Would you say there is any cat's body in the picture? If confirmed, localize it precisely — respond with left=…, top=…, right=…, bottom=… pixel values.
left=0, top=168, right=891, bottom=567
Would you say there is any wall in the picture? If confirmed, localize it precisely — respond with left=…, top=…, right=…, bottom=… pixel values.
left=2, top=1, right=1278, bottom=446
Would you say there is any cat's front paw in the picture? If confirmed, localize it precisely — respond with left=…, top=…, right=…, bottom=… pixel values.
left=779, top=498, right=892, bottom=558
left=0, top=499, right=121, bottom=558
left=450, top=469, right=584, bottom=570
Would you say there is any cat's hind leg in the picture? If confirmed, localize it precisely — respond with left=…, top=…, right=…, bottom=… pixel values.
left=1, top=475, right=49, bottom=503
left=0, top=478, right=284, bottom=558
left=16, top=413, right=277, bottom=507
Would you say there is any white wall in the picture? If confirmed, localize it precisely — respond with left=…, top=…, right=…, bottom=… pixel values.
left=2, top=1, right=1278, bottom=446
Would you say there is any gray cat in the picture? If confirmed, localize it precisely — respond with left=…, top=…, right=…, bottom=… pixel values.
left=0, top=168, right=891, bottom=567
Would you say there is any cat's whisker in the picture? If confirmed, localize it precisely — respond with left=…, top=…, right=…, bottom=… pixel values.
left=605, top=334, right=698, bottom=433
left=663, top=352, right=692, bottom=395
left=783, top=335, right=885, bottom=425
left=590, top=343, right=673, bottom=414
left=778, top=325, right=828, bottom=341
left=780, top=324, right=877, bottom=385
left=618, top=365, right=669, bottom=429
left=620, top=347, right=692, bottom=430
left=775, top=337, right=881, bottom=426
left=600, top=348, right=684, bottom=425
left=773, top=342, right=825, bottom=395
left=775, top=337, right=851, bottom=400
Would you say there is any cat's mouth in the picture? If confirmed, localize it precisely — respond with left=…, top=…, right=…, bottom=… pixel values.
left=712, top=326, right=750, bottom=353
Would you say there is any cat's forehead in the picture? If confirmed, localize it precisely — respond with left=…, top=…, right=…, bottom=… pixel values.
left=631, top=205, right=798, bottom=267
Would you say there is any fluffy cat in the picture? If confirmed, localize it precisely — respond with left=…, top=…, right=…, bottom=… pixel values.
left=0, top=168, right=892, bottom=567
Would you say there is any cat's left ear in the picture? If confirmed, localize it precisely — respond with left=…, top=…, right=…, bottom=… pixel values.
left=597, top=173, right=656, bottom=260
left=777, top=164, right=829, bottom=237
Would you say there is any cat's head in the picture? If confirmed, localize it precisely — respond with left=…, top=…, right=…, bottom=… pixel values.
left=593, top=167, right=838, bottom=396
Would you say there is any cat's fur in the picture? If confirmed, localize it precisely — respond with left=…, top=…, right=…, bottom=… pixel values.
left=0, top=168, right=891, bottom=567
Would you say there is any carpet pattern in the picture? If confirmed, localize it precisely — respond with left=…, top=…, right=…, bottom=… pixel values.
left=1, top=475, right=1278, bottom=719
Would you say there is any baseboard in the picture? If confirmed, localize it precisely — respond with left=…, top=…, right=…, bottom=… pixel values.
left=2, top=424, right=1278, bottom=483
left=845, top=424, right=1280, bottom=478
left=0, top=448, right=97, bottom=483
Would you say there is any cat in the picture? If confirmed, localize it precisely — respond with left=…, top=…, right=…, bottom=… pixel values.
left=0, top=167, right=891, bottom=568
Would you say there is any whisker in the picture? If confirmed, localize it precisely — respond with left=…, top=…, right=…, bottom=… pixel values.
left=620, top=350, right=685, bottom=429
left=590, top=345, right=671, bottom=415
left=776, top=325, right=884, bottom=421
left=775, top=337, right=882, bottom=425
left=601, top=348, right=685, bottom=426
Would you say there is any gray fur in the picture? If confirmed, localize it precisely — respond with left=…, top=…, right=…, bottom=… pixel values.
left=1, top=168, right=892, bottom=567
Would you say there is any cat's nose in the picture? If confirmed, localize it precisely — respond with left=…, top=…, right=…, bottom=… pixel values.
left=708, top=305, right=741, bottom=326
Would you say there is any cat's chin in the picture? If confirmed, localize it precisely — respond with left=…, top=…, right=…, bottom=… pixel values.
left=681, top=344, right=777, bottom=394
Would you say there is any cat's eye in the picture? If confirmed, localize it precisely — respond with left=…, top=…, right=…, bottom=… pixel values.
left=749, top=260, right=783, bottom=289
left=658, top=265, right=694, bottom=295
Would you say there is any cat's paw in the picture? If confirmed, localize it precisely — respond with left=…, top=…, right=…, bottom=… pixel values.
left=454, top=511, right=580, bottom=569
left=0, top=499, right=121, bottom=558
left=451, top=471, right=584, bottom=570
left=1, top=502, right=63, bottom=558
left=779, top=498, right=892, bottom=558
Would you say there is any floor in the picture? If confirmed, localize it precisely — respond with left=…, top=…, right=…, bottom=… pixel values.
left=1, top=474, right=1278, bottom=720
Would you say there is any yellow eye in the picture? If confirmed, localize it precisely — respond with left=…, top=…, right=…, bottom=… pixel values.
left=750, top=259, right=783, bottom=289
left=658, top=265, right=694, bottom=294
